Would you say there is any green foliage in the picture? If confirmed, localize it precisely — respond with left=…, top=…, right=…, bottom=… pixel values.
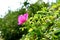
left=0, top=8, right=28, bottom=40
left=0, top=0, right=60, bottom=40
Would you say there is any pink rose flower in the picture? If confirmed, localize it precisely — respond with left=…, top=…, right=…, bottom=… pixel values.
left=18, top=13, right=28, bottom=25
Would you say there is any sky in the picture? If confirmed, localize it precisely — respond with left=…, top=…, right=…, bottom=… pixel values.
left=0, top=0, right=56, bottom=18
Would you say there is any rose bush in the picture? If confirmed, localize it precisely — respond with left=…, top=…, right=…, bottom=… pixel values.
left=0, top=0, right=60, bottom=40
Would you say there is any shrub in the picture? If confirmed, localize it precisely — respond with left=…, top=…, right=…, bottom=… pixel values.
left=0, top=0, right=60, bottom=40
